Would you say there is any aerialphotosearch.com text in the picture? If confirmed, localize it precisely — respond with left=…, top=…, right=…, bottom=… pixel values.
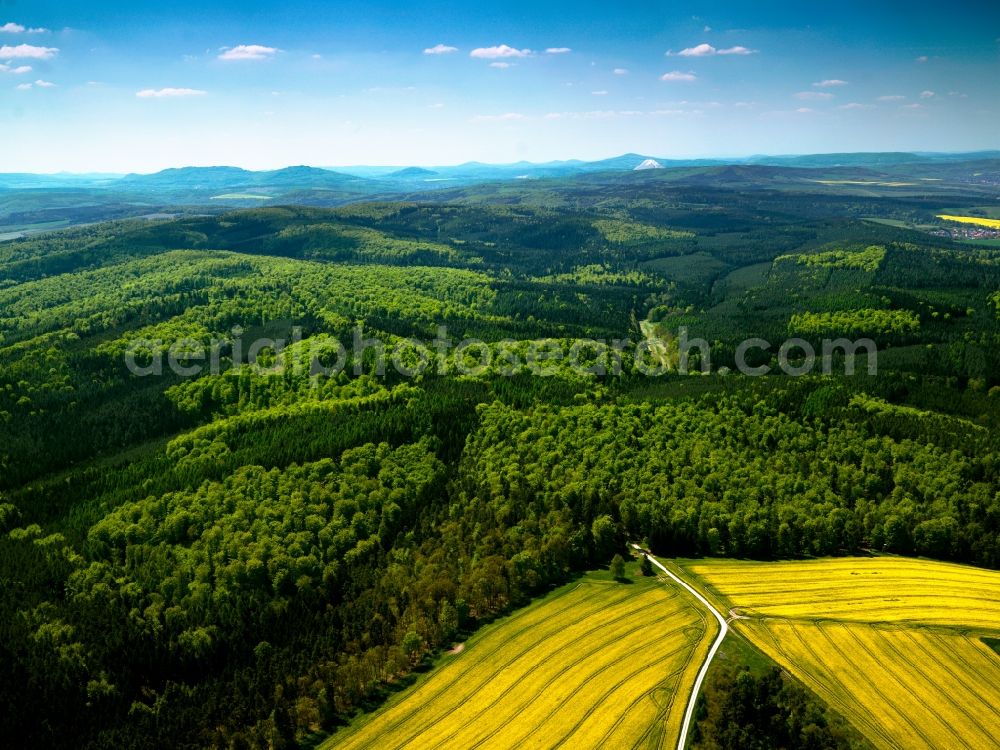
left=124, top=324, right=878, bottom=379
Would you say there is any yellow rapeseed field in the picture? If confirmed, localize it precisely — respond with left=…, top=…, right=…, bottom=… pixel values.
left=937, top=214, right=1000, bottom=229
left=681, top=557, right=1000, bottom=750
left=738, top=620, right=1000, bottom=750
left=683, top=556, right=1000, bottom=628
left=323, top=571, right=715, bottom=750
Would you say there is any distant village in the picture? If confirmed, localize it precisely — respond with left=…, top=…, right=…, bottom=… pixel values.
left=930, top=224, right=1000, bottom=240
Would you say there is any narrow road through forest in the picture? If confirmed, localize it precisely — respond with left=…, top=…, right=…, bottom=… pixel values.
left=631, top=544, right=728, bottom=750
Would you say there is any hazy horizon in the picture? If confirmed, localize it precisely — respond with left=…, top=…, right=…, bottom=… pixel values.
left=7, top=147, right=1000, bottom=177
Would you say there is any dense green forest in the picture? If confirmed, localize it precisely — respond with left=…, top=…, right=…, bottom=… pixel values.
left=691, top=663, right=873, bottom=750
left=3, top=172, right=1000, bottom=747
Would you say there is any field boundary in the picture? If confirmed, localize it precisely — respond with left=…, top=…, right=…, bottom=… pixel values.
left=635, top=546, right=728, bottom=750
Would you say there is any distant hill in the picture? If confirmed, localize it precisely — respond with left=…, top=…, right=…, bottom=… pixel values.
left=118, top=166, right=254, bottom=190
left=746, top=151, right=1000, bottom=168
left=388, top=167, right=438, bottom=178
left=261, top=166, right=350, bottom=184
left=115, top=165, right=379, bottom=196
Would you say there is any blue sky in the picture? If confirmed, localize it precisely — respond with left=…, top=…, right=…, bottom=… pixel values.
left=2, top=0, right=999, bottom=172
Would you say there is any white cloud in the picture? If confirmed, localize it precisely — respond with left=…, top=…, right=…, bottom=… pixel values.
left=545, top=110, right=642, bottom=120
left=795, top=107, right=815, bottom=113
left=0, top=22, right=47, bottom=33
left=650, top=108, right=703, bottom=116
left=660, top=71, right=697, bottom=82
left=218, top=45, right=278, bottom=61
left=428, top=102, right=445, bottom=108
left=704, top=25, right=712, bottom=32
left=920, top=90, right=935, bottom=99
left=33, top=79, right=55, bottom=88
left=613, top=68, right=628, bottom=75
left=902, top=103, right=923, bottom=109
left=674, top=43, right=714, bottom=57
left=311, top=53, right=322, bottom=59
left=916, top=55, right=929, bottom=63
left=136, top=87, right=207, bottom=98
left=489, top=61, right=513, bottom=68
left=948, top=91, right=968, bottom=98
left=470, top=44, right=532, bottom=59
left=423, top=44, right=458, bottom=55
left=15, top=82, right=31, bottom=90
left=545, top=47, right=571, bottom=54
left=0, top=63, right=29, bottom=73
left=837, top=102, right=872, bottom=110
left=813, top=79, right=848, bottom=87
left=0, top=44, right=58, bottom=59
left=591, top=90, right=608, bottom=95
left=670, top=99, right=721, bottom=108
left=795, top=91, right=833, bottom=100
left=878, top=94, right=905, bottom=101
left=672, top=43, right=755, bottom=57
left=470, top=112, right=527, bottom=122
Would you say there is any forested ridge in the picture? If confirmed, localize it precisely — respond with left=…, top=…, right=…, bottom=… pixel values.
left=3, top=180, right=1000, bottom=747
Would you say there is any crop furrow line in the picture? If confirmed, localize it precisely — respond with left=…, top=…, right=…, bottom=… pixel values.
left=438, top=594, right=684, bottom=750
left=384, top=585, right=658, bottom=749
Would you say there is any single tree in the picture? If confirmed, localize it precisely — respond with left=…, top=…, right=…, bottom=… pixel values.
left=639, top=555, right=654, bottom=577
left=610, top=553, right=626, bottom=580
